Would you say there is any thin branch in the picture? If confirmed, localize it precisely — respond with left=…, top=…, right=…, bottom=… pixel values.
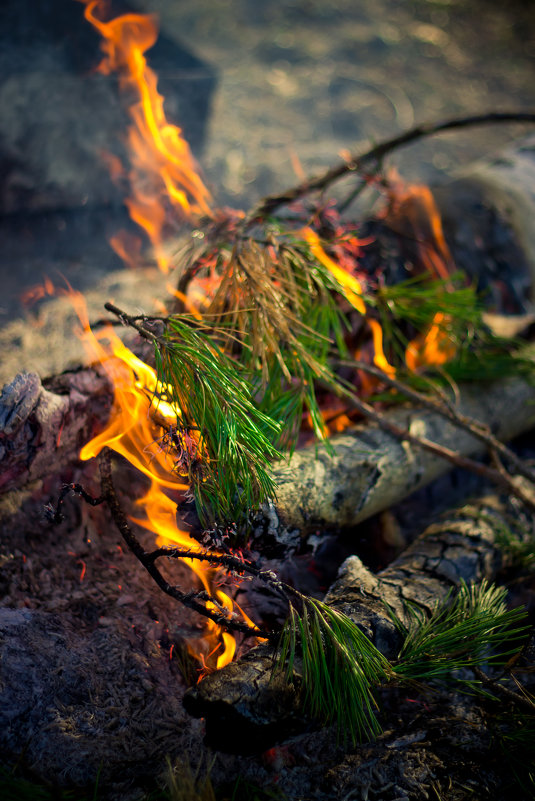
left=44, top=482, right=105, bottom=525
left=248, top=111, right=535, bottom=221
left=96, top=448, right=272, bottom=640
left=104, top=301, right=160, bottom=344
left=474, top=666, right=535, bottom=714
left=338, top=358, right=535, bottom=486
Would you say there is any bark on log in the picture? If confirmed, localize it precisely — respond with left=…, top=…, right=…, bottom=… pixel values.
left=184, top=495, right=518, bottom=753
left=0, top=368, right=112, bottom=493
left=260, top=362, right=535, bottom=538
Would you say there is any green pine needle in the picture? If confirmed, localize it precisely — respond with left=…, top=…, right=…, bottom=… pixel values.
left=274, top=599, right=392, bottom=743
left=153, top=316, right=283, bottom=525
left=370, top=273, right=535, bottom=384
left=390, top=579, right=529, bottom=681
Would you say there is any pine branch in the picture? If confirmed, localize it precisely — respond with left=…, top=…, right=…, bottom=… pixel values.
left=390, top=579, right=528, bottom=680
left=104, top=303, right=283, bottom=525
left=273, top=598, right=392, bottom=743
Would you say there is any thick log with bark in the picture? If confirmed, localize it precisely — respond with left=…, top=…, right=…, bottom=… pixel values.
left=0, top=368, right=112, bottom=493
left=184, top=495, right=519, bottom=753
left=259, top=363, right=535, bottom=538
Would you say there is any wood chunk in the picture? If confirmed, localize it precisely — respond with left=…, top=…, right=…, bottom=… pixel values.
left=263, top=364, right=535, bottom=536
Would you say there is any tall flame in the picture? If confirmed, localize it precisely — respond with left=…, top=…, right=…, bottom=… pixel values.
left=80, top=0, right=212, bottom=272
left=69, top=288, right=243, bottom=671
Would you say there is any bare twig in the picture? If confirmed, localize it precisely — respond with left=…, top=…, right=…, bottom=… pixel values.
left=44, top=482, right=105, bottom=525
left=338, top=358, right=535, bottom=486
left=474, top=666, right=535, bottom=714
left=248, top=112, right=535, bottom=221
left=95, top=448, right=272, bottom=640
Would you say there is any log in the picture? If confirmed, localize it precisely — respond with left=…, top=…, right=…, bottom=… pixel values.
left=0, top=368, right=112, bottom=493
left=433, top=134, right=535, bottom=309
left=184, top=494, right=518, bottom=753
left=257, top=361, right=535, bottom=539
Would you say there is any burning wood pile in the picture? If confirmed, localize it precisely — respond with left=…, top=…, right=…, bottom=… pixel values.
left=1, top=2, right=535, bottom=799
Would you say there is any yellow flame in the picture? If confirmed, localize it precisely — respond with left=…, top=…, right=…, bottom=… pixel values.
left=69, top=287, right=244, bottom=669
left=302, top=227, right=366, bottom=315
left=81, top=0, right=212, bottom=272
left=405, top=311, right=456, bottom=371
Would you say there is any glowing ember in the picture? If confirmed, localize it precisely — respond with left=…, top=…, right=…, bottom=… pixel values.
left=80, top=0, right=213, bottom=272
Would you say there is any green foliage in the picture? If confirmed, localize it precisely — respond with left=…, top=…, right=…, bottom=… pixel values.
left=372, top=273, right=535, bottom=383
left=274, top=598, right=392, bottom=743
left=390, top=579, right=529, bottom=680
left=153, top=316, right=282, bottom=525
left=273, top=581, right=529, bottom=744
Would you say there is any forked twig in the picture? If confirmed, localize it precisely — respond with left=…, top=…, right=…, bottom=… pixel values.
left=248, top=111, right=535, bottom=221
left=340, top=358, right=535, bottom=486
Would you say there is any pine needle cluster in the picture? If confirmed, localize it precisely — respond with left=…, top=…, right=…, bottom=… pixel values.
left=273, top=580, right=529, bottom=744
left=152, top=315, right=282, bottom=524
left=274, top=599, right=391, bottom=742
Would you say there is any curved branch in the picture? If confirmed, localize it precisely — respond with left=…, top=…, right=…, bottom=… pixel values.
left=248, top=111, right=535, bottom=221
left=96, top=449, right=270, bottom=640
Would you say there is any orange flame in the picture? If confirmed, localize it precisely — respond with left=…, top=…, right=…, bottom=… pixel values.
left=405, top=311, right=456, bottom=372
left=68, top=288, right=247, bottom=670
left=80, top=0, right=213, bottom=272
left=303, top=227, right=397, bottom=381
left=383, top=173, right=455, bottom=282
left=21, top=276, right=55, bottom=307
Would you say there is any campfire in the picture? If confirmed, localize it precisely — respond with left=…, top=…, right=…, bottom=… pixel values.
left=1, top=1, right=535, bottom=799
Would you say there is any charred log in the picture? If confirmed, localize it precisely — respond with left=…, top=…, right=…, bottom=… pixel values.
left=184, top=495, right=520, bottom=753
left=0, top=368, right=112, bottom=493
